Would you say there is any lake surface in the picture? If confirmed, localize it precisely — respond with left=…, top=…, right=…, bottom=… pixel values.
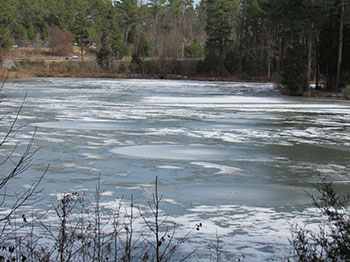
left=1, top=78, right=350, bottom=261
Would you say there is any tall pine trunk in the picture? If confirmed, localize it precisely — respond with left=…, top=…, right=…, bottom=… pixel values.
left=81, top=46, right=84, bottom=67
left=315, top=37, right=320, bottom=90
left=335, top=1, right=344, bottom=92
left=306, top=33, right=313, bottom=94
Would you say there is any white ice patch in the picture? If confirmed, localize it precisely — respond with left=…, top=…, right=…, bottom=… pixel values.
left=144, top=96, right=285, bottom=106
left=41, top=137, right=65, bottom=143
left=162, top=198, right=181, bottom=205
left=61, top=162, right=100, bottom=173
left=117, top=171, right=132, bottom=177
left=101, top=191, right=114, bottom=196
left=158, top=165, right=184, bottom=170
left=80, top=153, right=103, bottom=160
left=111, top=144, right=233, bottom=161
left=191, top=162, right=243, bottom=175
left=189, top=130, right=248, bottom=143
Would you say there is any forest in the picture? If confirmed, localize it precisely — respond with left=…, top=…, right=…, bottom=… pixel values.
left=0, top=0, right=350, bottom=96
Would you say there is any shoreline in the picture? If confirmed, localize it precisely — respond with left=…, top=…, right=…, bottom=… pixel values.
left=4, top=70, right=271, bottom=83
left=2, top=70, right=344, bottom=99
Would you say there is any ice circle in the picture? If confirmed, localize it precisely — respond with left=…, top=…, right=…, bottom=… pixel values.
left=111, top=144, right=234, bottom=161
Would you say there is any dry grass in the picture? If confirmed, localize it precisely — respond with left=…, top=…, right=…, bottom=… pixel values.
left=7, top=46, right=95, bottom=60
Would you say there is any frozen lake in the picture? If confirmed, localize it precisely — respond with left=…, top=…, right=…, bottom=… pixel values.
left=1, top=78, right=350, bottom=261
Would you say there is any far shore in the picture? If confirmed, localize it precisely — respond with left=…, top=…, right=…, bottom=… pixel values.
left=1, top=69, right=344, bottom=99
left=4, top=70, right=271, bottom=82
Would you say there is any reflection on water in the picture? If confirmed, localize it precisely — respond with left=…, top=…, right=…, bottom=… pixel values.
left=1, top=78, right=350, bottom=260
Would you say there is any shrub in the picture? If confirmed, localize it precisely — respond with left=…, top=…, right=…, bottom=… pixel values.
left=223, top=46, right=241, bottom=75
left=197, top=55, right=219, bottom=76
left=243, top=48, right=267, bottom=76
left=342, top=85, right=350, bottom=99
left=184, top=39, right=203, bottom=59
left=49, top=26, right=74, bottom=56
left=279, top=42, right=307, bottom=96
left=290, top=182, right=350, bottom=261
left=118, top=63, right=127, bottom=74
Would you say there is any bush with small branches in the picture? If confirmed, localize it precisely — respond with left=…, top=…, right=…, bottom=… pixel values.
left=342, top=85, right=350, bottom=100
left=0, top=72, right=47, bottom=261
left=290, top=182, right=350, bottom=262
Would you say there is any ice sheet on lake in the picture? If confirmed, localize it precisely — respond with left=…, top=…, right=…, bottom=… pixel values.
left=2, top=78, right=350, bottom=261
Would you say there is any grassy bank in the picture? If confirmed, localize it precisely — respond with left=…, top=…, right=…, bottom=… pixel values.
left=2, top=47, right=343, bottom=99
left=3, top=47, right=271, bottom=82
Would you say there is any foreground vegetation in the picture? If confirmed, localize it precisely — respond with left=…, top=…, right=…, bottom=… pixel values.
left=290, top=183, right=350, bottom=262
left=1, top=0, right=350, bottom=95
left=0, top=177, right=202, bottom=262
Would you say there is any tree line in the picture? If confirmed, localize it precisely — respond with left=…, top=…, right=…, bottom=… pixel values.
left=0, top=0, right=349, bottom=95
